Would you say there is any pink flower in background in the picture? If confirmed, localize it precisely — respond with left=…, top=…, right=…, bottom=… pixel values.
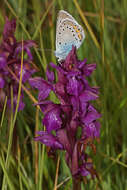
left=0, top=17, right=36, bottom=111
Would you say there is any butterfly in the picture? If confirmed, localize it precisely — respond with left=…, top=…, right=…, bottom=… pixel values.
left=55, top=10, right=85, bottom=62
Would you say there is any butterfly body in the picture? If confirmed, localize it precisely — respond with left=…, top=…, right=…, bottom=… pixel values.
left=55, top=10, right=85, bottom=61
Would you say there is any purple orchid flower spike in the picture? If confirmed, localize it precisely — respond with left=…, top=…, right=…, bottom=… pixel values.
left=0, top=17, right=36, bottom=111
left=32, top=46, right=101, bottom=186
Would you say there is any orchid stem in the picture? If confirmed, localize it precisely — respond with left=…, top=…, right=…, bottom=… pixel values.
left=72, top=178, right=81, bottom=190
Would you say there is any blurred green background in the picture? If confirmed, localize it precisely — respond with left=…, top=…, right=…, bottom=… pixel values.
left=0, top=0, right=127, bottom=189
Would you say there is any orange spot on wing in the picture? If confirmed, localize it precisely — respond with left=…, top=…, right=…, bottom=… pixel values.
left=73, top=25, right=82, bottom=40
left=78, top=33, right=82, bottom=40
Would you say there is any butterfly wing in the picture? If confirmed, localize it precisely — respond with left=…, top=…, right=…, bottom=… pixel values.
left=56, top=10, right=77, bottom=28
left=55, top=18, right=85, bottom=61
left=55, top=10, right=85, bottom=61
